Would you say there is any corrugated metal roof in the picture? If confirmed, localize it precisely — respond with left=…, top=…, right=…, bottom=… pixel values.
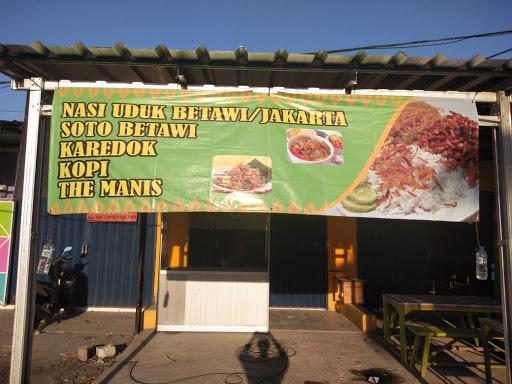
left=1, top=42, right=511, bottom=92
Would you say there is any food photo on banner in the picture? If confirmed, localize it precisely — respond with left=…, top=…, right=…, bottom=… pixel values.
left=47, top=88, right=479, bottom=222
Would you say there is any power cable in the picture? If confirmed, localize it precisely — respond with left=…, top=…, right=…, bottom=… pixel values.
left=304, top=29, right=512, bottom=54
left=129, top=338, right=296, bottom=384
left=486, top=47, right=512, bottom=59
left=377, top=37, right=470, bottom=50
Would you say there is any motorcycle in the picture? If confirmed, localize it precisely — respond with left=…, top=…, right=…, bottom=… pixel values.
left=35, top=244, right=87, bottom=328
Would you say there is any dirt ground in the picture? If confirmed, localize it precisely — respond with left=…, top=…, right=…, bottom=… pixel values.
left=0, top=309, right=134, bottom=384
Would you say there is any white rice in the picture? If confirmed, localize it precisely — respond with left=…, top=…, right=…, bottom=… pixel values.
left=369, top=145, right=472, bottom=215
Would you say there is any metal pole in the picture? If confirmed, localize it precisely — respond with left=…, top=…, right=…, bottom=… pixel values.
left=9, top=78, right=43, bottom=384
left=134, top=213, right=147, bottom=334
left=494, top=90, right=512, bottom=383
left=266, top=213, right=271, bottom=332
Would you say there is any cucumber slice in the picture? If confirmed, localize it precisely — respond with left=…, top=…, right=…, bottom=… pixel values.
left=347, top=185, right=377, bottom=205
left=341, top=198, right=376, bottom=213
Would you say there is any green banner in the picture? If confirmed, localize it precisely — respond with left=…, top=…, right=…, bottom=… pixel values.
left=48, top=88, right=479, bottom=222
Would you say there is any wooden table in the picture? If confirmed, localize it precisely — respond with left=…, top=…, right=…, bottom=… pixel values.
left=382, top=294, right=501, bottom=363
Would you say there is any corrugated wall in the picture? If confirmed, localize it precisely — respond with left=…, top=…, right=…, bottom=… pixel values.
left=357, top=192, right=497, bottom=309
left=8, top=201, right=156, bottom=307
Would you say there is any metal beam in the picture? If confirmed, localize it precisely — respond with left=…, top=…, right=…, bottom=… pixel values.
left=11, top=79, right=501, bottom=103
left=494, top=77, right=512, bottom=93
left=3, top=57, right=511, bottom=79
left=0, top=62, right=33, bottom=79
left=333, top=72, right=350, bottom=89
left=395, top=74, right=422, bottom=90
left=135, top=213, right=147, bottom=334
left=9, top=78, right=43, bottom=384
left=344, top=88, right=499, bottom=102
left=95, top=65, right=119, bottom=82
left=479, top=115, right=500, bottom=127
left=128, top=66, right=150, bottom=83
left=425, top=75, right=456, bottom=91
left=457, top=76, right=493, bottom=92
left=12, top=61, right=59, bottom=81
left=494, top=90, right=512, bottom=383
left=360, top=73, right=387, bottom=89
left=199, top=68, right=213, bottom=85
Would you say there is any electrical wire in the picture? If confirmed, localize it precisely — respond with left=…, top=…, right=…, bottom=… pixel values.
left=486, top=47, right=512, bottom=59
left=374, top=37, right=470, bottom=50
left=475, top=221, right=481, bottom=249
left=129, top=366, right=246, bottom=384
left=128, top=338, right=296, bottom=384
left=304, top=29, right=512, bottom=54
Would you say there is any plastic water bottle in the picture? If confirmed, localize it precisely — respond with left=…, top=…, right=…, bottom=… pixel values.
left=475, top=246, right=488, bottom=281
left=37, top=240, right=55, bottom=274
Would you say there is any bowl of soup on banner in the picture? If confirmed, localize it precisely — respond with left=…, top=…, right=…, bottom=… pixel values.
left=287, top=133, right=335, bottom=164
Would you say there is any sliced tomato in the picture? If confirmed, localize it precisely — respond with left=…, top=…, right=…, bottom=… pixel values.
left=291, top=147, right=303, bottom=159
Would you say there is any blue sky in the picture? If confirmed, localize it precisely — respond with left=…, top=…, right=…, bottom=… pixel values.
left=1, top=0, right=511, bottom=121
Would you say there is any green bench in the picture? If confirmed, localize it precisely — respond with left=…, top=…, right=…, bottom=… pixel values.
left=407, top=324, right=481, bottom=378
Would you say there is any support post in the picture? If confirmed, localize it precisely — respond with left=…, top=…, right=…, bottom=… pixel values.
left=494, top=90, right=512, bottom=383
left=9, top=78, right=43, bottom=384
left=135, top=213, right=147, bottom=333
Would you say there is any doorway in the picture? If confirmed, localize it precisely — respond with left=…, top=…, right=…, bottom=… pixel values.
left=269, top=214, right=327, bottom=308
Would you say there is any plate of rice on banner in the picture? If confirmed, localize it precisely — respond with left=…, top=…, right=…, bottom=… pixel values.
left=211, top=159, right=272, bottom=194
left=335, top=98, right=479, bottom=222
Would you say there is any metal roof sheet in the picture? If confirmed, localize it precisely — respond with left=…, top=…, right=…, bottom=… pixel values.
left=0, top=42, right=511, bottom=92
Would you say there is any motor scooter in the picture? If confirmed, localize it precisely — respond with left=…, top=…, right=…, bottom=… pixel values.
left=35, top=244, right=87, bottom=327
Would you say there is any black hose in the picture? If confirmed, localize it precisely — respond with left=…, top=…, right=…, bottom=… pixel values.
left=128, top=339, right=296, bottom=384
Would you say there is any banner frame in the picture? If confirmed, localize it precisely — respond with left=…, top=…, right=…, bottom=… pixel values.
left=46, top=84, right=484, bottom=222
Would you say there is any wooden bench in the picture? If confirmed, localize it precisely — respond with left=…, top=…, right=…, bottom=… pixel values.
left=335, top=303, right=376, bottom=333
left=479, top=318, right=506, bottom=384
left=408, top=324, right=481, bottom=378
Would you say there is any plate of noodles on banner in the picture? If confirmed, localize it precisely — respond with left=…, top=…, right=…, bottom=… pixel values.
left=211, top=158, right=272, bottom=194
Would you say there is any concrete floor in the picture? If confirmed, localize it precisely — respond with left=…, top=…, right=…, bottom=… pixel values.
left=2, top=308, right=506, bottom=383
left=104, top=309, right=418, bottom=383
left=270, top=308, right=357, bottom=331
left=101, top=309, right=509, bottom=384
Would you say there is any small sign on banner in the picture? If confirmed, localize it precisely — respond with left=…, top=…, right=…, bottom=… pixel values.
left=87, top=212, right=137, bottom=223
